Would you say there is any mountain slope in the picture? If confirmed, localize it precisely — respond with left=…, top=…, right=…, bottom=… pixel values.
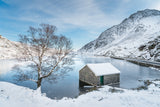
left=0, top=35, right=21, bottom=59
left=79, top=9, right=160, bottom=61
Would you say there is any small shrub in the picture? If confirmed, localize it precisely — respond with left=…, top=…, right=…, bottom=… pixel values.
left=136, top=86, right=148, bottom=90
left=144, top=80, right=152, bottom=86
left=108, top=87, right=124, bottom=93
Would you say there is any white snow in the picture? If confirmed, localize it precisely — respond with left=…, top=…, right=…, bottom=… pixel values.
left=0, top=35, right=21, bottom=59
left=0, top=81, right=160, bottom=107
left=149, top=67, right=160, bottom=72
left=87, top=63, right=120, bottom=76
left=79, top=9, right=160, bottom=61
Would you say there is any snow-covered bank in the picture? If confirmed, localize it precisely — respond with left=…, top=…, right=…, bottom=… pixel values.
left=0, top=81, right=160, bottom=107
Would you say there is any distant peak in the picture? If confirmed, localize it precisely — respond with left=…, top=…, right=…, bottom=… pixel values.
left=128, top=9, right=160, bottom=20
left=0, top=35, right=6, bottom=39
left=136, top=9, right=160, bottom=15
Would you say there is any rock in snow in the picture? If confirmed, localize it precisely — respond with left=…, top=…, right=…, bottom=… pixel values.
left=79, top=9, right=160, bottom=61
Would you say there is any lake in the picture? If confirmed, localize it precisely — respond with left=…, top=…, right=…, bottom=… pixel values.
left=0, top=56, right=160, bottom=99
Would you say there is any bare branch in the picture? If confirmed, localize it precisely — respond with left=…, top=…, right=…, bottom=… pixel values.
left=16, top=23, right=73, bottom=88
left=41, top=55, right=66, bottom=79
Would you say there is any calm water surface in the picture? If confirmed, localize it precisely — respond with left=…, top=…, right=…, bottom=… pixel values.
left=0, top=56, right=160, bottom=99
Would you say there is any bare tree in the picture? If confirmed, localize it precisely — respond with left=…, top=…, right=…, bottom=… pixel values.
left=17, top=24, right=73, bottom=88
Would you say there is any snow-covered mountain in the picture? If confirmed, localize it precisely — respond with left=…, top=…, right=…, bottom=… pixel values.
left=79, top=9, right=160, bottom=61
left=0, top=35, right=21, bottom=59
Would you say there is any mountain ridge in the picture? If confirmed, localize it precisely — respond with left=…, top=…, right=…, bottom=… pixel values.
left=0, top=35, right=21, bottom=59
left=79, top=9, right=160, bottom=61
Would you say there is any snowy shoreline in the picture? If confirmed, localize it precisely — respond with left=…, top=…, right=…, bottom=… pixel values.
left=110, top=56, right=160, bottom=68
left=0, top=80, right=160, bottom=107
left=78, top=53, right=160, bottom=69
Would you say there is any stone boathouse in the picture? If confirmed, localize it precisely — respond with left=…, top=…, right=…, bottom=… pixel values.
left=79, top=63, right=120, bottom=87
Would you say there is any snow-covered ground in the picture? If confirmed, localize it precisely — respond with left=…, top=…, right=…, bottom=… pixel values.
left=0, top=81, right=160, bottom=107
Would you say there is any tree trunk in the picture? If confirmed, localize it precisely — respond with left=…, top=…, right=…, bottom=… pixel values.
left=37, top=78, right=42, bottom=88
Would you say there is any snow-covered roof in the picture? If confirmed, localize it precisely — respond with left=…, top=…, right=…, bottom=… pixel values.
left=86, top=63, right=120, bottom=76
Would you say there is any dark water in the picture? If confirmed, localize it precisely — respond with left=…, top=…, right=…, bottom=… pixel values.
left=0, top=56, right=160, bottom=99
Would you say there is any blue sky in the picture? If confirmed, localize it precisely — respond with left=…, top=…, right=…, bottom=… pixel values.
left=0, top=0, right=160, bottom=50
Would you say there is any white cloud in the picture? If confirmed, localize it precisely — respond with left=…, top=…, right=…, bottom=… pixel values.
left=150, top=1, right=160, bottom=10
left=3, top=0, right=121, bottom=33
left=3, top=0, right=160, bottom=31
left=2, top=0, right=160, bottom=50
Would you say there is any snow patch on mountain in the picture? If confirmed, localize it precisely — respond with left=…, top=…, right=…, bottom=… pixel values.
left=79, top=9, right=160, bottom=61
left=0, top=35, right=21, bottom=59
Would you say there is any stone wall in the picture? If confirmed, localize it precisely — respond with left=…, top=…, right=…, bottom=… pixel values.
left=79, top=66, right=98, bottom=86
left=103, top=74, right=120, bottom=85
left=79, top=66, right=120, bottom=86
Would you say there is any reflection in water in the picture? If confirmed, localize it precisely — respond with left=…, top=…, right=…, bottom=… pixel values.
left=0, top=60, right=17, bottom=74
left=0, top=56, right=160, bottom=99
